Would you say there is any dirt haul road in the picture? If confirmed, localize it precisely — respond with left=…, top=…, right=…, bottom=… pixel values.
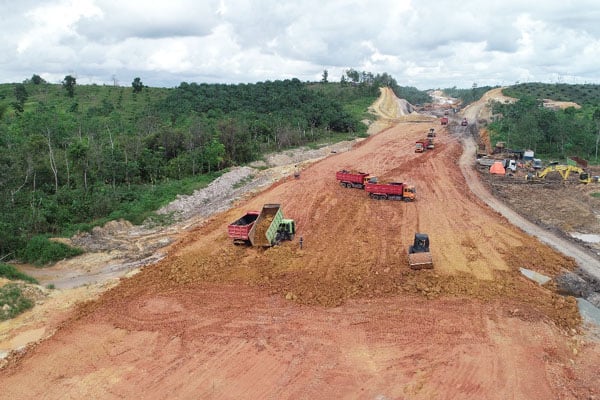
left=1, top=88, right=599, bottom=399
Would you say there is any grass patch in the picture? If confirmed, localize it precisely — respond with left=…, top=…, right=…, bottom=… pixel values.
left=0, top=263, right=38, bottom=284
left=233, top=175, right=255, bottom=189
left=104, top=172, right=223, bottom=226
left=592, top=192, right=600, bottom=198
left=17, top=236, right=84, bottom=267
left=0, top=283, right=34, bottom=321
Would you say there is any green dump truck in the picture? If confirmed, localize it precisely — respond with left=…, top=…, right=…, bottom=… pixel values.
left=229, top=203, right=295, bottom=247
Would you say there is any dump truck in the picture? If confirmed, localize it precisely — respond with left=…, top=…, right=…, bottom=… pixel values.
left=228, top=204, right=295, bottom=246
left=408, top=233, right=433, bottom=269
left=227, top=211, right=260, bottom=245
left=461, top=118, right=468, bottom=126
left=248, top=203, right=295, bottom=246
left=415, top=140, right=427, bottom=153
left=364, top=181, right=416, bottom=201
left=426, top=137, right=435, bottom=150
left=336, top=170, right=370, bottom=189
left=440, top=117, right=448, bottom=125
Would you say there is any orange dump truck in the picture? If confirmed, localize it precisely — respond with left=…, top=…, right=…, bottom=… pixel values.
left=364, top=181, right=416, bottom=201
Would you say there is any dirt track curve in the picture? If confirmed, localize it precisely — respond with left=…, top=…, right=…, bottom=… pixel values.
left=1, top=88, right=599, bottom=399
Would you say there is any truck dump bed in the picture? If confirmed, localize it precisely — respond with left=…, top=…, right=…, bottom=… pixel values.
left=227, top=212, right=259, bottom=243
left=408, top=252, right=433, bottom=269
left=336, top=170, right=369, bottom=188
left=248, top=204, right=283, bottom=247
left=365, top=182, right=405, bottom=195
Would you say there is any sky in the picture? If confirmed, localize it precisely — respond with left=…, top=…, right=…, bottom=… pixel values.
left=1, top=0, right=599, bottom=90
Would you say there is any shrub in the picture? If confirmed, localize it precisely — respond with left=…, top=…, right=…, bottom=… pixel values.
left=0, top=283, right=34, bottom=320
left=18, top=236, right=83, bottom=266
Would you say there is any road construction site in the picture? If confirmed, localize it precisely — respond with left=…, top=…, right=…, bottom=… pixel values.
left=0, top=88, right=599, bottom=399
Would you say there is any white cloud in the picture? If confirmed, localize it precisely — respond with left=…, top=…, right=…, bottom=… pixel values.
left=0, top=0, right=599, bottom=89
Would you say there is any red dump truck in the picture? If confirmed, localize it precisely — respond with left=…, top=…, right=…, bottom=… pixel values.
left=440, top=116, right=448, bottom=125
left=415, top=140, right=427, bottom=153
left=227, top=211, right=260, bottom=245
left=336, top=170, right=370, bottom=189
left=364, top=181, right=416, bottom=201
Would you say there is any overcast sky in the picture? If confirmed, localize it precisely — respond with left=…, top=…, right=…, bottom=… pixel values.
left=1, top=0, right=599, bottom=90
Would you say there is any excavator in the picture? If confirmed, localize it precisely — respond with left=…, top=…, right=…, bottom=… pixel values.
left=529, top=164, right=591, bottom=184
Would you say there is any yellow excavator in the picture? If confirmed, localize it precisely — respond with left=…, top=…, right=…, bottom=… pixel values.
left=532, top=164, right=591, bottom=183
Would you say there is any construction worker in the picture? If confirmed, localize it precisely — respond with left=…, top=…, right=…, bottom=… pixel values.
left=299, top=236, right=303, bottom=250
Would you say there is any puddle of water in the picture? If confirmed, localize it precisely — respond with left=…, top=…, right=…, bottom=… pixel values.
left=570, top=232, right=600, bottom=243
left=519, top=267, right=551, bottom=285
left=577, top=298, right=600, bottom=327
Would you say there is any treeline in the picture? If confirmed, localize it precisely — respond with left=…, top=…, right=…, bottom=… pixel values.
left=442, top=85, right=498, bottom=107
left=504, top=82, right=600, bottom=106
left=337, top=69, right=431, bottom=105
left=0, top=74, right=430, bottom=262
left=488, top=94, right=600, bottom=160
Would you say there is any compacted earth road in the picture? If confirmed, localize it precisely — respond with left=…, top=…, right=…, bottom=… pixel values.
left=0, top=89, right=599, bottom=399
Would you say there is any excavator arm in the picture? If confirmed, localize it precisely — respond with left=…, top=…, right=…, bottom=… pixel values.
left=537, top=165, right=588, bottom=182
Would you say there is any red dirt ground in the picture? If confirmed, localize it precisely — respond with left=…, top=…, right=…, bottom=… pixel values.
left=1, top=89, right=599, bottom=399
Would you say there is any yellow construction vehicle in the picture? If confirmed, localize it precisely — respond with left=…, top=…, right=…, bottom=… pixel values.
left=533, top=164, right=591, bottom=183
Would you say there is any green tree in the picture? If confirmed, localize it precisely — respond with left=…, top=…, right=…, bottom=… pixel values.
left=12, top=84, right=28, bottom=114
left=31, top=74, right=45, bottom=84
left=132, top=77, right=144, bottom=94
left=345, top=69, right=360, bottom=83
left=593, top=108, right=600, bottom=162
left=321, top=69, right=328, bottom=83
left=62, top=75, right=76, bottom=97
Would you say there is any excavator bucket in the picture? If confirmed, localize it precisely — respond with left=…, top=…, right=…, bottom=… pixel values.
left=408, top=252, right=433, bottom=269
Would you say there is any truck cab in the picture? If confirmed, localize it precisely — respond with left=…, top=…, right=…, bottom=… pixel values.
left=403, top=185, right=416, bottom=201
left=276, top=219, right=296, bottom=243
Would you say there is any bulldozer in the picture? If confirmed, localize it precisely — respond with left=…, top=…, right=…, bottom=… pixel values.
left=408, top=233, right=433, bottom=269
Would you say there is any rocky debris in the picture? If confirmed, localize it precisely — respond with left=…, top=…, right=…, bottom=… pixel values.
left=555, top=270, right=600, bottom=309
left=157, top=166, right=257, bottom=221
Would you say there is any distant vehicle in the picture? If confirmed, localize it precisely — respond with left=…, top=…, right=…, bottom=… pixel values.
left=461, top=118, right=468, bottom=126
left=440, top=117, right=448, bottom=125
left=532, top=158, right=543, bottom=169
left=415, top=140, right=427, bottom=153
left=503, top=159, right=517, bottom=172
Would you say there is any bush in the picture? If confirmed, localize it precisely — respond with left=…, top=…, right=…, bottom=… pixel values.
left=0, top=262, right=38, bottom=283
left=18, top=236, right=84, bottom=266
left=0, top=283, right=34, bottom=320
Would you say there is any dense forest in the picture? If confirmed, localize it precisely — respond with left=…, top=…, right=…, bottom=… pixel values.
left=488, top=84, right=600, bottom=160
left=0, top=70, right=429, bottom=263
